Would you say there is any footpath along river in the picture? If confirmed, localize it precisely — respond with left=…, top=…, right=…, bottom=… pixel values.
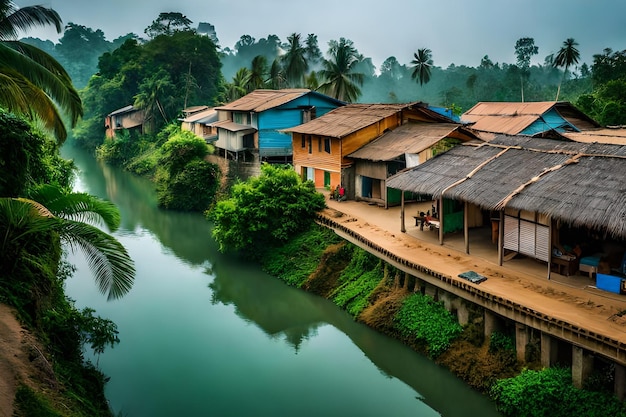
left=61, top=145, right=501, bottom=417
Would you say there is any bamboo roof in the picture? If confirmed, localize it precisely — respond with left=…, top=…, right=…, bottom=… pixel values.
left=348, top=123, right=479, bottom=161
left=386, top=135, right=626, bottom=238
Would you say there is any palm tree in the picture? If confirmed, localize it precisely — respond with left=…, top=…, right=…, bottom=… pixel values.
left=0, top=184, right=135, bottom=300
left=0, top=0, right=82, bottom=143
left=410, top=48, right=433, bottom=86
left=248, top=55, right=268, bottom=91
left=267, top=58, right=286, bottom=90
left=553, top=38, right=580, bottom=101
left=317, top=38, right=364, bottom=103
left=282, top=33, right=308, bottom=88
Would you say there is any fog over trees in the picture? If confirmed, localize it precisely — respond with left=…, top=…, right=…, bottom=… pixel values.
left=20, top=12, right=626, bottom=133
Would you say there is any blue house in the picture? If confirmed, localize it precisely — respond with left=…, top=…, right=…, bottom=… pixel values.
left=212, top=89, right=344, bottom=162
left=461, top=101, right=599, bottom=140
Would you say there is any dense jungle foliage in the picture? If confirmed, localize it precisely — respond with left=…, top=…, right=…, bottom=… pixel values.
left=0, top=110, right=127, bottom=416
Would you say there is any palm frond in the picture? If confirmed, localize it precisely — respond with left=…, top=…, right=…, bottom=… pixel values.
left=0, top=3, right=62, bottom=41
left=60, top=220, right=135, bottom=301
left=0, top=42, right=82, bottom=126
left=0, top=198, right=58, bottom=252
left=0, top=68, right=68, bottom=141
left=27, top=184, right=121, bottom=232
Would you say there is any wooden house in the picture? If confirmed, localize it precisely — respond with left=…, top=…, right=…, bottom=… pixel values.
left=386, top=135, right=626, bottom=289
left=212, top=89, right=344, bottom=162
left=283, top=102, right=457, bottom=200
left=105, top=105, right=145, bottom=138
left=180, top=106, right=218, bottom=143
left=461, top=101, right=599, bottom=140
left=348, top=122, right=480, bottom=208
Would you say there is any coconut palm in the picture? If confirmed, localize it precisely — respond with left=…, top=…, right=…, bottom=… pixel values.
left=267, top=58, right=286, bottom=90
left=282, top=33, right=308, bottom=88
left=410, top=48, right=433, bottom=86
left=0, top=184, right=135, bottom=300
left=317, top=38, right=363, bottom=103
left=0, top=0, right=82, bottom=143
left=248, top=55, right=268, bottom=91
left=553, top=38, right=580, bottom=101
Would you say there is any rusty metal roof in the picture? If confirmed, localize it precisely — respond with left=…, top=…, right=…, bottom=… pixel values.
left=462, top=102, right=557, bottom=135
left=283, top=103, right=426, bottom=138
left=348, top=123, right=478, bottom=161
left=461, top=101, right=599, bottom=135
left=563, top=128, right=626, bottom=145
left=215, top=89, right=314, bottom=112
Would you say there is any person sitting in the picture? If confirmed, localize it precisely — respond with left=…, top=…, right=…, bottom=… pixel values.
left=338, top=186, right=346, bottom=202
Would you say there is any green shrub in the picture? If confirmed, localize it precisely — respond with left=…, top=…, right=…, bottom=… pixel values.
left=489, top=330, right=515, bottom=354
left=209, top=163, right=326, bottom=255
left=157, top=159, right=220, bottom=211
left=490, top=367, right=626, bottom=417
left=262, top=225, right=342, bottom=286
left=394, top=293, right=462, bottom=358
left=331, top=248, right=384, bottom=317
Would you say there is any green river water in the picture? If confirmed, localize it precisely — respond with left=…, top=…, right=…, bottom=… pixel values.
left=61, top=145, right=501, bottom=417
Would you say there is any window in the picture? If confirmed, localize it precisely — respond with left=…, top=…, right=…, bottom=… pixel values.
left=318, top=137, right=322, bottom=152
left=308, top=135, right=312, bottom=154
left=324, top=137, right=331, bottom=153
left=301, top=135, right=306, bottom=148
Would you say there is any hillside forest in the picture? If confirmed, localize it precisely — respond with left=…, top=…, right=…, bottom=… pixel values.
left=21, top=11, right=626, bottom=152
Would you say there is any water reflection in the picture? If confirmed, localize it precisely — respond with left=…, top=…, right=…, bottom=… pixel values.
left=62, top=144, right=500, bottom=417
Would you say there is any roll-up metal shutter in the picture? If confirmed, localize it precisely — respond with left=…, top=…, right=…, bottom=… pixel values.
left=503, top=215, right=550, bottom=262
left=503, top=215, right=519, bottom=252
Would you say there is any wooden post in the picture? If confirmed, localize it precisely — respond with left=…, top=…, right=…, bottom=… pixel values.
left=438, top=197, right=444, bottom=245
left=464, top=201, right=469, bottom=254
left=400, top=191, right=406, bottom=233
left=498, top=210, right=504, bottom=266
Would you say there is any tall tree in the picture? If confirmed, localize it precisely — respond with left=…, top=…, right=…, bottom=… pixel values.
left=553, top=38, right=580, bottom=101
left=267, top=58, right=286, bottom=90
left=282, top=32, right=308, bottom=88
left=304, top=33, right=322, bottom=69
left=317, top=38, right=363, bottom=102
left=411, top=48, right=433, bottom=86
left=144, top=12, right=193, bottom=39
left=0, top=0, right=82, bottom=143
left=514, top=37, right=538, bottom=102
left=248, top=54, right=268, bottom=91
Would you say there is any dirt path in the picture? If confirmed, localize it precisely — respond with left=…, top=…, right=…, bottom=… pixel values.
left=0, top=304, right=29, bottom=416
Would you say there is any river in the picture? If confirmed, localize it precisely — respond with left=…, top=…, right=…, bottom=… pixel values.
left=61, top=145, right=501, bottom=417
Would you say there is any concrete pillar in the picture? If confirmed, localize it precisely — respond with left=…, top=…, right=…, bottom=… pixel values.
left=439, top=291, right=452, bottom=311
left=572, top=346, right=594, bottom=388
left=540, top=332, right=558, bottom=368
left=484, top=310, right=498, bottom=339
left=424, top=283, right=438, bottom=300
left=457, top=302, right=470, bottom=326
left=615, top=363, right=626, bottom=401
left=515, top=323, right=528, bottom=362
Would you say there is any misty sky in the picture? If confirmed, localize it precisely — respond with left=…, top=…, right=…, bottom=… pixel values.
left=15, top=0, right=626, bottom=71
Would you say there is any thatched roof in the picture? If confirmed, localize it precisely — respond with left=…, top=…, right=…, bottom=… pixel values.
left=348, top=123, right=479, bottom=161
left=386, top=135, right=626, bottom=238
